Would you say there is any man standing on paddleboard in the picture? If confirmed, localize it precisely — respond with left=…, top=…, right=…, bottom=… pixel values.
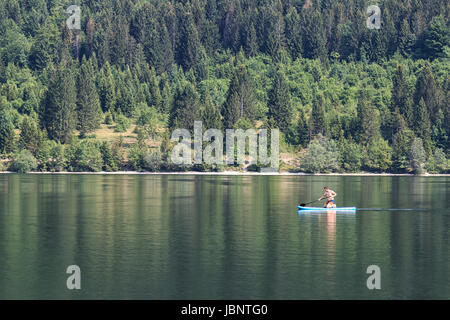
left=318, top=186, right=337, bottom=208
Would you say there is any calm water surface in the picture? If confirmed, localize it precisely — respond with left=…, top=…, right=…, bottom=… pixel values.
left=0, top=174, right=448, bottom=299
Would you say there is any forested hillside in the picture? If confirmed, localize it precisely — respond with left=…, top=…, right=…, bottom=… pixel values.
left=0, top=0, right=449, bottom=173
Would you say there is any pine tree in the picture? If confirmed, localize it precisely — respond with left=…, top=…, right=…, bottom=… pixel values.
left=77, top=58, right=102, bottom=136
left=392, top=116, right=415, bottom=172
left=413, top=98, right=432, bottom=157
left=381, top=6, right=397, bottom=57
left=0, top=108, right=15, bottom=153
left=287, top=109, right=308, bottom=147
left=97, top=61, right=116, bottom=113
left=178, top=8, right=202, bottom=70
left=84, top=18, right=95, bottom=59
left=368, top=30, right=387, bottom=63
left=160, top=80, right=173, bottom=114
left=414, top=62, right=443, bottom=123
left=301, top=8, right=327, bottom=62
left=222, top=64, right=257, bottom=128
left=159, top=22, right=175, bottom=72
left=190, top=0, right=207, bottom=45
left=100, top=141, right=118, bottom=172
left=147, top=69, right=163, bottom=111
left=202, top=90, right=222, bottom=129
left=398, top=19, right=415, bottom=56
left=41, top=64, right=77, bottom=143
left=422, top=16, right=450, bottom=59
left=298, top=109, right=309, bottom=146
left=391, top=65, right=412, bottom=123
left=0, top=52, right=4, bottom=83
left=309, top=92, right=327, bottom=139
left=268, top=69, right=292, bottom=133
left=432, top=108, right=448, bottom=150
left=29, top=22, right=61, bottom=70
left=265, top=9, right=286, bottom=58
left=203, top=0, right=220, bottom=54
left=20, top=116, right=44, bottom=155
left=285, top=6, right=303, bottom=60
left=244, top=22, right=258, bottom=57
left=115, top=68, right=137, bottom=117
left=170, top=83, right=201, bottom=131
left=356, top=91, right=380, bottom=145
left=142, top=18, right=172, bottom=74
left=444, top=76, right=450, bottom=151
left=195, top=46, right=209, bottom=81
left=222, top=0, right=243, bottom=52
left=110, top=14, right=132, bottom=66
left=340, top=22, right=359, bottom=61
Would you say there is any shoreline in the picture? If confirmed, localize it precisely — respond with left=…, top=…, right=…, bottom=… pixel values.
left=1, top=171, right=449, bottom=177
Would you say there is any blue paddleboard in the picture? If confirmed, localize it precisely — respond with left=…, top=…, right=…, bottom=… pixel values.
left=298, top=206, right=356, bottom=211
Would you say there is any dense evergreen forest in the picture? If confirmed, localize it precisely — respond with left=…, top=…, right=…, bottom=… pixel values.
left=0, top=0, right=449, bottom=173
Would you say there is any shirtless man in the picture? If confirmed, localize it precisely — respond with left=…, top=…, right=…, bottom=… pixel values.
left=318, top=186, right=337, bottom=208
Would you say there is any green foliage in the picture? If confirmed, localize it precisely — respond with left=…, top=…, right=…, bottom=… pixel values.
left=432, top=109, right=448, bottom=150
left=128, top=144, right=146, bottom=171
left=0, top=108, right=16, bottom=153
left=66, top=139, right=103, bottom=172
left=391, top=65, right=412, bottom=123
left=410, top=138, right=426, bottom=174
left=136, top=105, right=162, bottom=139
left=36, top=140, right=66, bottom=172
left=115, top=71, right=137, bottom=117
left=29, top=22, right=61, bottom=70
left=413, top=98, right=432, bottom=156
left=422, top=16, right=450, bottom=59
left=309, top=92, right=327, bottom=138
left=77, top=58, right=102, bottom=136
left=414, top=62, right=443, bottom=123
left=301, top=7, right=327, bottom=62
left=170, top=82, right=201, bottom=130
left=268, top=69, right=292, bottom=133
left=398, top=19, right=415, bottom=56
left=202, top=95, right=222, bottom=129
left=233, top=118, right=254, bottom=130
left=222, top=64, right=257, bottom=128
left=0, top=29, right=30, bottom=67
left=340, top=141, right=364, bottom=173
left=426, top=148, right=448, bottom=173
left=100, top=141, right=120, bottom=172
left=357, top=91, right=381, bottom=145
left=104, top=111, right=113, bottom=125
left=9, top=149, right=37, bottom=173
left=178, top=6, right=203, bottom=71
left=19, top=116, right=44, bottom=155
left=286, top=110, right=308, bottom=147
left=114, top=114, right=131, bottom=133
left=142, top=149, right=163, bottom=172
left=365, top=138, right=393, bottom=172
left=97, top=62, right=116, bottom=112
left=392, top=116, right=416, bottom=172
left=301, top=135, right=340, bottom=173
left=41, top=64, right=77, bottom=143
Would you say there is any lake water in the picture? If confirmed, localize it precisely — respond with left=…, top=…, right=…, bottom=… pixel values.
left=0, top=174, right=448, bottom=299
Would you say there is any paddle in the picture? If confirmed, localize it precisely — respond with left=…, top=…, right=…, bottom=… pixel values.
left=299, top=199, right=321, bottom=207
